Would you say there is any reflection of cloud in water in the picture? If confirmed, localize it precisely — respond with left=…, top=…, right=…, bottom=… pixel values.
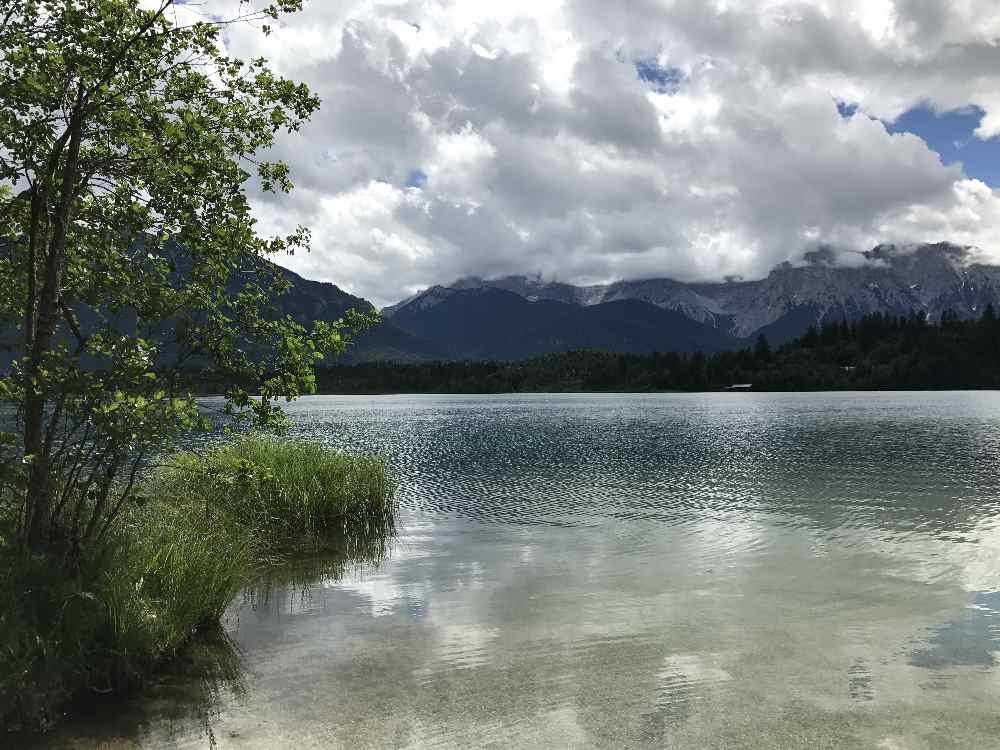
left=323, top=571, right=411, bottom=617
left=419, top=623, right=500, bottom=675
left=36, top=393, right=1000, bottom=749
left=909, top=592, right=1000, bottom=669
left=956, top=520, right=1000, bottom=593
left=830, top=515, right=1000, bottom=593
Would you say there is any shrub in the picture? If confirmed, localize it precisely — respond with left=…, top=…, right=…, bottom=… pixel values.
left=1, top=436, right=395, bottom=734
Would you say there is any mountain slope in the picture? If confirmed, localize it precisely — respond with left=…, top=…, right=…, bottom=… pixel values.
left=393, top=243, right=1000, bottom=345
left=388, top=286, right=739, bottom=359
left=264, top=266, right=443, bottom=363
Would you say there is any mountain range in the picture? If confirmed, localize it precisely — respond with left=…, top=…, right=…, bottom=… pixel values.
left=302, top=242, right=1000, bottom=362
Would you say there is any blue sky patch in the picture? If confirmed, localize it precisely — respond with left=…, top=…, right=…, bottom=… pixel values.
left=837, top=101, right=1000, bottom=186
left=836, top=101, right=858, bottom=119
left=634, top=59, right=684, bottom=94
left=405, top=169, right=427, bottom=189
left=885, top=105, right=1000, bottom=186
left=837, top=103, right=1000, bottom=187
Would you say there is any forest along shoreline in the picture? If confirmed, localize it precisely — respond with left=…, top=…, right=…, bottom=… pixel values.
left=312, top=309, right=1000, bottom=394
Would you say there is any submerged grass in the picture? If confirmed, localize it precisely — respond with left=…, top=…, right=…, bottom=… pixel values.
left=0, top=436, right=397, bottom=735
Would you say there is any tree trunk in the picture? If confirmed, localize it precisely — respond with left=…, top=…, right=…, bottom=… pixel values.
left=21, top=112, right=85, bottom=550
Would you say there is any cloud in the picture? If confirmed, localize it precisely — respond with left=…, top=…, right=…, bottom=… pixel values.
left=187, top=0, right=1000, bottom=305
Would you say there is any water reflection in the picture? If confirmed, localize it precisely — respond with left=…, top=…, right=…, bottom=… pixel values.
left=846, top=657, right=874, bottom=702
left=909, top=591, right=1000, bottom=669
left=24, top=625, right=247, bottom=750
left=34, top=393, right=1000, bottom=748
left=27, top=533, right=397, bottom=749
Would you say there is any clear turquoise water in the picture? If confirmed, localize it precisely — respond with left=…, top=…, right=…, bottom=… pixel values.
left=38, top=393, right=1000, bottom=748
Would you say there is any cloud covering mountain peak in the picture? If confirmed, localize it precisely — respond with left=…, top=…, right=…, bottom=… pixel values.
left=164, top=0, right=1000, bottom=306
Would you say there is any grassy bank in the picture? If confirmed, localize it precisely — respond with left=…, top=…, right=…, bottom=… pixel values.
left=0, top=437, right=396, bottom=734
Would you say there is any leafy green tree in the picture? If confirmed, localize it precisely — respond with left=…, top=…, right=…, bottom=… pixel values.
left=0, top=1, right=372, bottom=560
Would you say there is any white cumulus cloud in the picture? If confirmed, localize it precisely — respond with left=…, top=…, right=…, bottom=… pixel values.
left=184, top=0, right=1000, bottom=305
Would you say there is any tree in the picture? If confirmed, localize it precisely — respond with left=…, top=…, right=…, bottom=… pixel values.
left=753, top=333, right=771, bottom=362
left=801, top=324, right=819, bottom=348
left=0, top=1, right=372, bottom=562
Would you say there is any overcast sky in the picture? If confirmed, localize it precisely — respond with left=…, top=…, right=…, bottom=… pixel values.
left=174, top=0, right=1000, bottom=306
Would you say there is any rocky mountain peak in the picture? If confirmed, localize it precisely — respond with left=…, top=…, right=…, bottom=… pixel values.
left=380, top=243, right=1000, bottom=348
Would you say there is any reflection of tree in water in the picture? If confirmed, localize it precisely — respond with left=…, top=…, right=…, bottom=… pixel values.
left=316, top=403, right=1000, bottom=540
left=191, top=520, right=398, bottom=745
left=240, top=523, right=396, bottom=616
left=30, top=625, right=249, bottom=750
left=27, top=522, right=399, bottom=750
left=159, top=626, right=248, bottom=750
left=753, top=419, right=1000, bottom=538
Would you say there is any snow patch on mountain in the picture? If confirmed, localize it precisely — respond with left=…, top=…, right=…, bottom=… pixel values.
left=386, top=243, right=1000, bottom=341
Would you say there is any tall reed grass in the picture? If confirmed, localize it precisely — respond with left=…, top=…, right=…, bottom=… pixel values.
left=0, top=504, right=254, bottom=732
left=147, top=436, right=397, bottom=546
left=1, top=436, right=396, bottom=734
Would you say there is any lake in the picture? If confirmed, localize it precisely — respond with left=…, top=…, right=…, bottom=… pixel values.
left=38, top=392, right=1000, bottom=748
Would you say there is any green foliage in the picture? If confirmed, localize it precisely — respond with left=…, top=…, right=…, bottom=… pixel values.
left=145, top=436, right=397, bottom=549
left=313, top=309, right=1000, bottom=394
left=0, top=503, right=254, bottom=733
left=1, top=437, right=396, bottom=734
left=0, top=0, right=387, bottom=734
left=0, top=0, right=375, bottom=554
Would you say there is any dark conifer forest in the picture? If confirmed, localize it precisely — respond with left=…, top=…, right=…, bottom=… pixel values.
left=313, top=308, right=1000, bottom=393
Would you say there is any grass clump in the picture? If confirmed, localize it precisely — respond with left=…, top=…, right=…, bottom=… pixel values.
left=0, top=504, right=253, bottom=733
left=145, top=435, right=397, bottom=545
left=1, top=436, right=396, bottom=735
